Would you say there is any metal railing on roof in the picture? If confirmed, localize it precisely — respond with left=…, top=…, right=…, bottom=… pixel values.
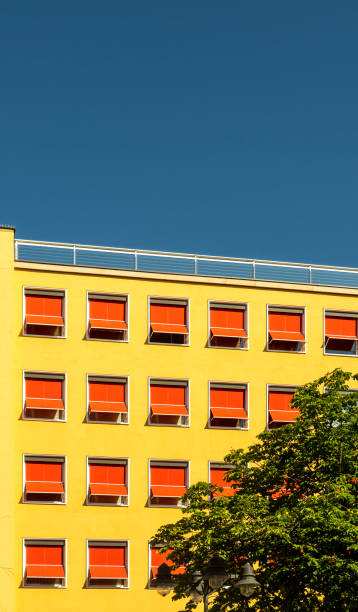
left=14, top=239, right=358, bottom=289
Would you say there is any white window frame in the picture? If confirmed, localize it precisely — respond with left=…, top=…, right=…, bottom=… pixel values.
left=148, top=296, right=190, bottom=346
left=86, top=539, right=129, bottom=589
left=23, top=454, right=67, bottom=505
left=323, top=308, right=358, bottom=357
left=22, top=370, right=67, bottom=422
left=148, top=377, right=190, bottom=427
left=86, top=456, right=129, bottom=507
left=208, top=300, right=249, bottom=350
left=266, top=304, right=306, bottom=354
left=148, top=459, right=190, bottom=508
left=266, top=384, right=299, bottom=431
left=208, top=380, right=249, bottom=430
left=86, top=374, right=129, bottom=425
left=23, top=538, right=67, bottom=588
left=22, top=286, right=67, bottom=339
left=86, top=291, right=129, bottom=343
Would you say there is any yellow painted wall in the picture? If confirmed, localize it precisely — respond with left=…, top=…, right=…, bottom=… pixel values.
left=0, top=229, right=15, bottom=612
left=0, top=230, right=356, bottom=610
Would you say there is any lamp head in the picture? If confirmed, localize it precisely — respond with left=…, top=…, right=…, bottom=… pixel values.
left=236, top=562, right=260, bottom=598
left=154, top=562, right=174, bottom=596
left=204, top=554, right=227, bottom=589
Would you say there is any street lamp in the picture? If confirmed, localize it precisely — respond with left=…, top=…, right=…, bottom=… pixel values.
left=154, top=555, right=260, bottom=610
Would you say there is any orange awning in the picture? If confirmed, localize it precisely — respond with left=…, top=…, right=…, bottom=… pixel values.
left=151, top=485, right=186, bottom=498
left=26, top=481, right=64, bottom=494
left=151, top=404, right=188, bottom=416
left=325, top=333, right=358, bottom=340
left=210, top=407, right=247, bottom=419
left=25, top=399, right=64, bottom=411
left=151, top=322, right=188, bottom=334
left=89, top=565, right=127, bottom=579
left=25, top=315, right=64, bottom=326
left=89, top=402, right=127, bottom=413
left=212, top=487, right=236, bottom=498
left=89, top=318, right=127, bottom=331
left=90, top=483, right=127, bottom=496
left=26, top=564, right=64, bottom=578
left=210, top=327, right=247, bottom=338
left=269, top=409, right=299, bottom=423
left=269, top=331, right=305, bottom=342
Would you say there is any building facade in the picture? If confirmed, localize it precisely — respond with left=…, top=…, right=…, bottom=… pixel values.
left=0, top=226, right=358, bottom=611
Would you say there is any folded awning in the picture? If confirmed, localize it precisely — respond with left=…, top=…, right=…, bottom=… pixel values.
left=210, top=327, right=247, bottom=338
left=26, top=564, right=64, bottom=578
left=269, top=330, right=305, bottom=342
left=89, top=565, right=127, bottom=579
left=210, top=407, right=247, bottom=419
left=25, top=398, right=64, bottom=411
left=25, top=315, right=64, bottom=326
left=89, top=318, right=127, bottom=331
left=151, top=404, right=188, bottom=416
left=151, top=485, right=186, bottom=498
left=90, top=483, right=127, bottom=496
left=151, top=322, right=188, bottom=334
left=269, top=409, right=299, bottom=423
left=89, top=401, right=127, bottom=413
left=26, top=481, right=64, bottom=494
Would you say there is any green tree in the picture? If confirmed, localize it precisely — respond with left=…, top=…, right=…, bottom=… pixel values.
left=152, top=369, right=358, bottom=611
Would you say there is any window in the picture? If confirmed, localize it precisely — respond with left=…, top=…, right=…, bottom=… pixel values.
left=267, top=306, right=305, bottom=352
left=23, top=372, right=65, bottom=421
left=267, top=386, right=299, bottom=429
left=324, top=310, right=358, bottom=356
left=209, top=462, right=238, bottom=498
left=87, top=457, right=128, bottom=505
left=149, top=545, right=185, bottom=587
left=24, top=455, right=65, bottom=504
left=209, top=382, right=248, bottom=429
left=23, top=288, right=65, bottom=337
left=149, top=461, right=188, bottom=507
left=23, top=539, right=66, bottom=588
left=87, top=293, right=128, bottom=341
left=209, top=302, right=248, bottom=349
left=149, top=298, right=189, bottom=345
left=87, top=540, right=128, bottom=588
left=87, top=376, right=128, bottom=424
left=149, top=379, right=189, bottom=426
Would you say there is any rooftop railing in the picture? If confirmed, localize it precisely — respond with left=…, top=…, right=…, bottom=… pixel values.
left=14, top=239, right=358, bottom=289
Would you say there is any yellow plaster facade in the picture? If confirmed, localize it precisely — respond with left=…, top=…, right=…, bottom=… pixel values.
left=0, top=228, right=357, bottom=610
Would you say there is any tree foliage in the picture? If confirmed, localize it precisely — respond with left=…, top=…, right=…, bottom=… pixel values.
left=152, top=369, right=358, bottom=611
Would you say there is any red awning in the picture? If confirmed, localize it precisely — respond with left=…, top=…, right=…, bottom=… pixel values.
left=25, top=315, right=64, bottom=327
left=210, top=407, right=247, bottom=419
left=151, top=485, right=186, bottom=498
left=26, top=564, right=64, bottom=578
left=269, top=331, right=305, bottom=342
left=325, top=333, right=358, bottom=340
left=90, top=483, right=127, bottom=496
left=89, top=401, right=127, bottom=413
left=210, top=327, right=247, bottom=338
left=89, top=319, right=127, bottom=331
left=151, top=322, right=188, bottom=334
left=151, top=404, right=188, bottom=416
left=25, top=399, right=64, bottom=410
left=269, top=409, right=299, bottom=423
left=26, top=481, right=64, bottom=494
left=89, top=565, right=127, bottom=579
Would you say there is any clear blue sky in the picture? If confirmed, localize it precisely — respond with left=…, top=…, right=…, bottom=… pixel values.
left=1, top=2, right=357, bottom=266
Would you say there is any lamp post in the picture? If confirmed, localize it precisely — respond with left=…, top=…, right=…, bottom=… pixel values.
left=154, top=556, right=260, bottom=611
